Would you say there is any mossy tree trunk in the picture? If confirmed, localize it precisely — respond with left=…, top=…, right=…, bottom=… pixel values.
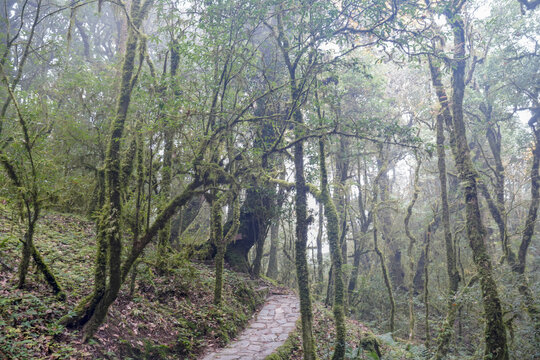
left=347, top=203, right=361, bottom=295
left=225, top=212, right=256, bottom=273
left=404, top=155, right=421, bottom=341
left=373, top=212, right=395, bottom=334
left=59, top=0, right=156, bottom=340
left=16, top=203, right=35, bottom=289
left=212, top=189, right=241, bottom=306
left=428, top=47, right=462, bottom=353
left=13, top=198, right=63, bottom=299
left=478, top=108, right=540, bottom=343
left=316, top=201, right=324, bottom=287
left=373, top=148, right=395, bottom=333
left=252, top=224, right=267, bottom=277
left=348, top=159, right=372, bottom=296
left=424, top=221, right=432, bottom=345
left=510, top=109, right=540, bottom=342
left=272, top=8, right=317, bottom=358
left=333, top=135, right=349, bottom=274
left=225, top=142, right=276, bottom=275
left=450, top=11, right=508, bottom=359
left=223, top=41, right=280, bottom=275
left=16, top=205, right=63, bottom=298
left=157, top=43, right=180, bottom=271
left=129, top=120, right=145, bottom=298
left=427, top=4, right=509, bottom=358
left=378, top=149, right=404, bottom=291
left=211, top=194, right=224, bottom=304
left=319, top=137, right=346, bottom=360
left=226, top=183, right=275, bottom=275
left=482, top=102, right=510, bottom=257
left=293, top=113, right=317, bottom=360
left=431, top=110, right=460, bottom=359
left=266, top=220, right=279, bottom=279
left=81, top=0, right=148, bottom=340
left=157, top=130, right=173, bottom=270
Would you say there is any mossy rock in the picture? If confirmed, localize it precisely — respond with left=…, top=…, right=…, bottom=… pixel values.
left=360, top=332, right=382, bottom=358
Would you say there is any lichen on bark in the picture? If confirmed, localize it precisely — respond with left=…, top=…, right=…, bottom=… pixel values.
left=319, top=137, right=346, bottom=360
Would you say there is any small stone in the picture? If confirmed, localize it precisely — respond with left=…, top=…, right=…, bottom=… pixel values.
left=247, top=344, right=261, bottom=351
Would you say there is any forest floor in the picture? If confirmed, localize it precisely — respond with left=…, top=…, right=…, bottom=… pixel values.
left=0, top=208, right=269, bottom=359
left=0, top=208, right=426, bottom=360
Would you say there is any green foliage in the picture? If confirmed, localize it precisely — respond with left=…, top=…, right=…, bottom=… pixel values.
left=0, top=208, right=270, bottom=359
left=0, top=290, right=73, bottom=359
left=1, top=0, right=539, bottom=358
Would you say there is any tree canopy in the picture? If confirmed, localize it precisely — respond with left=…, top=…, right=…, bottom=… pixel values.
left=0, top=0, right=539, bottom=359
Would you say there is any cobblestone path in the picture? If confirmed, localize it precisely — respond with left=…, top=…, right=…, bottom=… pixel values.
left=200, top=294, right=299, bottom=360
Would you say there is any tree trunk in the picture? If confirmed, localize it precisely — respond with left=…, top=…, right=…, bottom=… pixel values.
left=226, top=198, right=262, bottom=273
left=316, top=201, right=324, bottom=287
left=334, top=136, right=349, bottom=270
left=428, top=7, right=509, bottom=358
left=348, top=161, right=372, bottom=296
left=405, top=156, right=421, bottom=340
left=252, top=226, right=266, bottom=278
left=424, top=221, right=431, bottom=345
left=82, top=4, right=143, bottom=336
left=432, top=111, right=460, bottom=359
left=374, top=214, right=395, bottom=334
left=273, top=8, right=316, bottom=358
left=30, top=241, right=65, bottom=299
left=212, top=189, right=240, bottom=306
left=320, top=137, right=346, bottom=360
left=378, top=152, right=404, bottom=291
left=510, top=110, right=540, bottom=343
left=170, top=195, right=204, bottom=245
left=347, top=199, right=363, bottom=295
left=294, top=115, right=316, bottom=359
left=157, top=43, right=181, bottom=270
left=266, top=220, right=279, bottom=279
left=224, top=103, right=278, bottom=275
left=484, top=108, right=509, bottom=257
left=59, top=0, right=154, bottom=340
left=372, top=147, right=395, bottom=333
left=17, top=230, right=32, bottom=289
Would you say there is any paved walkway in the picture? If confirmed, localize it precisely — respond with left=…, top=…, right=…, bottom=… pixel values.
left=201, top=294, right=299, bottom=360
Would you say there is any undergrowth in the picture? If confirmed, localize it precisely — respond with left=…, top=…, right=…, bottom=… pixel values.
left=267, top=303, right=431, bottom=360
left=0, top=206, right=267, bottom=359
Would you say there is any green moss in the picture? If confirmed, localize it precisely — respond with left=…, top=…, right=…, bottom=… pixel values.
left=260, top=274, right=280, bottom=287
left=359, top=332, right=382, bottom=358
left=319, top=138, right=346, bottom=360
left=265, top=322, right=301, bottom=360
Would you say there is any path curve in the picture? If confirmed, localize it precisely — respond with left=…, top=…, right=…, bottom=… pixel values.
left=200, top=294, right=299, bottom=360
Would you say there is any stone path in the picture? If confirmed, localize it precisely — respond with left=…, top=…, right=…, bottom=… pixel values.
left=200, top=294, right=300, bottom=360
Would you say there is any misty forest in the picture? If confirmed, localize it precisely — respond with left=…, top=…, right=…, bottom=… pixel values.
left=0, top=0, right=539, bottom=359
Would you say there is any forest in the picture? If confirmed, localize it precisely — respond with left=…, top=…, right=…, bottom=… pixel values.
left=0, top=0, right=538, bottom=359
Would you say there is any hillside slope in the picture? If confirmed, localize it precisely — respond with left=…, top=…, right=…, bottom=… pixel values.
left=0, top=208, right=267, bottom=359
